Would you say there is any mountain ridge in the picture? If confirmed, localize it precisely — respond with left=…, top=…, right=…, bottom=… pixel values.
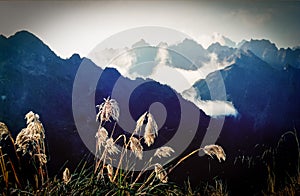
left=0, top=30, right=211, bottom=175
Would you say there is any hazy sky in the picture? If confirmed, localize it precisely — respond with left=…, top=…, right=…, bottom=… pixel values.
left=0, top=1, right=299, bottom=58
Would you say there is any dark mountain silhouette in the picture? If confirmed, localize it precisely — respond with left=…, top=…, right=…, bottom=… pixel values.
left=239, top=39, right=300, bottom=69
left=196, top=43, right=300, bottom=194
left=0, top=30, right=210, bottom=178
left=194, top=44, right=300, bottom=158
left=196, top=41, right=300, bottom=133
left=207, top=42, right=235, bottom=62
left=0, top=30, right=299, bottom=195
left=0, top=31, right=85, bottom=172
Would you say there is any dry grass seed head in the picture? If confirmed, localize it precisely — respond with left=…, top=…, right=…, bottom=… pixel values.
left=25, top=111, right=40, bottom=125
left=106, top=164, right=114, bottom=182
left=203, top=144, right=226, bottom=162
left=154, top=163, right=168, bottom=183
left=154, top=146, right=175, bottom=158
left=105, top=138, right=119, bottom=155
left=35, top=154, right=47, bottom=166
left=24, top=111, right=45, bottom=139
left=144, top=112, right=158, bottom=147
left=16, top=111, right=47, bottom=165
left=129, top=137, right=143, bottom=160
left=96, top=97, right=120, bottom=122
left=95, top=127, right=108, bottom=147
left=144, top=133, right=156, bottom=147
left=63, top=168, right=71, bottom=185
left=134, top=112, right=147, bottom=134
left=15, top=128, right=35, bottom=155
left=25, top=111, right=35, bottom=124
left=0, top=122, right=9, bottom=139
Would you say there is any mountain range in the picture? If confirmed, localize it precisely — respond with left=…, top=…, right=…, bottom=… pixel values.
left=0, top=30, right=299, bottom=195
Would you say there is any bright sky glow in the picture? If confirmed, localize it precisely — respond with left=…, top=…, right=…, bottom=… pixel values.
left=0, top=1, right=299, bottom=58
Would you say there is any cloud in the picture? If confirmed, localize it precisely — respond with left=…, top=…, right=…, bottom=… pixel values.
left=151, top=49, right=237, bottom=117
left=151, top=47, right=235, bottom=93
left=91, top=48, right=137, bottom=79
left=94, top=43, right=237, bottom=117
left=229, top=8, right=273, bottom=27
left=151, top=47, right=203, bottom=93
left=108, top=50, right=137, bottom=78
left=196, top=52, right=235, bottom=79
left=197, top=32, right=234, bottom=48
left=182, top=87, right=238, bottom=117
left=155, top=44, right=169, bottom=64
left=196, top=32, right=239, bottom=49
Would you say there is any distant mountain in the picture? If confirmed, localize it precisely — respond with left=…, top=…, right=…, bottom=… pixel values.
left=108, top=36, right=300, bottom=74
left=239, top=39, right=300, bottom=69
left=194, top=46, right=300, bottom=133
left=168, top=38, right=210, bottom=70
left=127, top=39, right=157, bottom=76
left=131, top=38, right=150, bottom=48
left=293, top=46, right=300, bottom=50
left=103, top=38, right=211, bottom=76
left=211, top=32, right=236, bottom=48
left=177, top=36, right=300, bottom=156
left=207, top=42, right=235, bottom=62
left=236, top=39, right=247, bottom=48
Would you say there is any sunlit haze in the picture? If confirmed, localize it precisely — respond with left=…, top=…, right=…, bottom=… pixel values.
left=1, top=1, right=299, bottom=58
